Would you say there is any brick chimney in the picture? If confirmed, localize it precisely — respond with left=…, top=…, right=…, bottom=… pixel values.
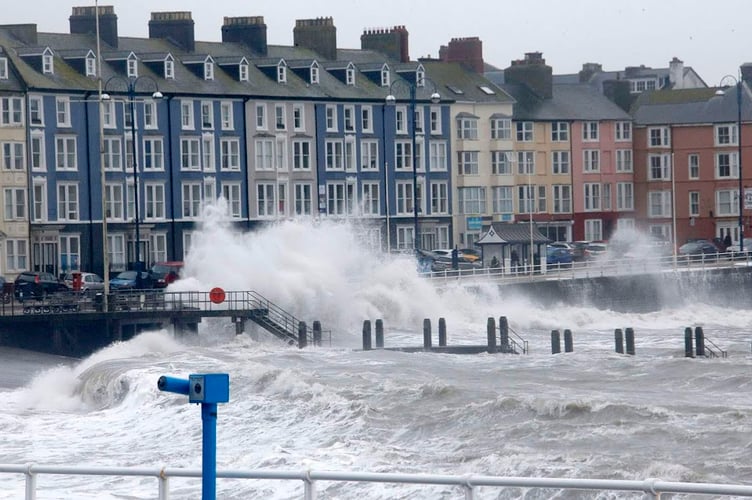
left=361, top=26, right=409, bottom=63
left=293, top=17, right=337, bottom=61
left=149, top=11, right=195, bottom=52
left=221, top=16, right=267, bottom=56
left=579, top=62, right=602, bottom=83
left=70, top=5, right=118, bottom=48
left=669, top=57, right=684, bottom=89
left=504, top=52, right=553, bottom=99
left=439, top=37, right=483, bottom=73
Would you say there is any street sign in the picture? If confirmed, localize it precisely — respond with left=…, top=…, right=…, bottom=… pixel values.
left=466, top=216, right=482, bottom=230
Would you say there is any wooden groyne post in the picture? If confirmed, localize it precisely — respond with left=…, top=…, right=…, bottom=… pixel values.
left=551, top=330, right=561, bottom=354
left=625, top=327, right=635, bottom=355
left=615, top=328, right=624, bottom=354
left=564, top=329, right=573, bottom=353
left=487, top=317, right=497, bottom=354
left=684, top=327, right=694, bottom=357
left=695, top=326, right=705, bottom=357
left=438, top=317, right=447, bottom=347
left=375, top=319, right=384, bottom=349
left=499, top=316, right=509, bottom=353
left=423, top=318, right=432, bottom=350
left=362, top=320, right=372, bottom=351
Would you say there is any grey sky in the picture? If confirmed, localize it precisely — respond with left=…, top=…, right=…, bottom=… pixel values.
left=6, top=0, right=748, bottom=85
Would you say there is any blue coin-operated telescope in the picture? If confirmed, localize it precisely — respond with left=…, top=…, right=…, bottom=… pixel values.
left=158, top=374, right=230, bottom=500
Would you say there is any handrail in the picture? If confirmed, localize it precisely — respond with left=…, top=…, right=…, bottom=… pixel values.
left=245, top=290, right=315, bottom=345
left=2, top=463, right=752, bottom=498
left=507, top=324, right=529, bottom=354
left=704, top=337, right=728, bottom=358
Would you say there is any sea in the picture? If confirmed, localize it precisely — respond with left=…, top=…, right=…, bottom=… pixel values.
left=1, top=207, right=752, bottom=499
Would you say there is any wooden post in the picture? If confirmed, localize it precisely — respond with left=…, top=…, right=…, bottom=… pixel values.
left=297, top=321, right=307, bottom=349
left=487, top=317, right=497, bottom=353
left=313, top=320, right=322, bottom=346
left=499, top=316, right=509, bottom=353
left=423, top=318, right=432, bottom=350
left=362, top=320, right=372, bottom=351
left=234, top=317, right=245, bottom=336
left=438, top=317, right=447, bottom=347
left=625, top=327, right=635, bottom=355
left=694, top=326, right=705, bottom=357
left=564, top=329, right=573, bottom=353
left=615, top=328, right=624, bottom=354
left=551, top=330, right=561, bottom=354
left=684, top=327, right=694, bottom=358
left=374, top=319, right=384, bottom=349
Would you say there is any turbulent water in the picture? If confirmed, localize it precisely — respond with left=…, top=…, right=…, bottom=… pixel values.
left=2, top=208, right=752, bottom=499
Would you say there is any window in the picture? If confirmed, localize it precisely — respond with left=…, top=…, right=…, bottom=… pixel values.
left=124, top=101, right=135, bottom=129
left=126, top=55, right=137, bottom=77
left=715, top=124, right=738, bottom=146
left=85, top=55, right=96, bottom=77
left=584, top=183, right=601, bottom=211
left=4, top=188, right=25, bottom=220
left=275, top=104, right=286, bottom=130
left=56, top=97, right=70, bottom=127
left=551, top=122, right=569, bottom=142
left=517, top=151, right=534, bottom=175
left=182, top=182, right=202, bottom=218
left=164, top=58, right=174, bottom=79
left=6, top=239, right=27, bottom=272
left=1, top=142, right=24, bottom=170
left=32, top=181, right=46, bottom=221
left=343, top=106, right=355, bottom=132
left=325, top=140, right=344, bottom=171
left=431, top=182, right=449, bottom=214
left=150, top=233, right=167, bottom=265
left=362, top=182, right=380, bottom=216
left=108, top=234, right=126, bottom=271
left=430, top=107, right=442, bottom=134
left=104, top=183, right=124, bottom=220
left=255, top=138, right=274, bottom=170
left=689, top=191, right=700, bottom=217
left=202, top=135, right=214, bottom=172
left=602, top=183, right=611, bottom=211
left=256, top=183, right=275, bottom=217
left=492, top=186, right=513, bottom=214
left=181, top=101, right=194, bottom=129
left=256, top=103, right=267, bottom=130
left=57, top=183, right=79, bottom=221
left=292, top=140, right=311, bottom=170
left=124, top=136, right=133, bottom=171
left=516, top=122, right=534, bottom=142
left=584, top=219, right=603, bottom=241
left=221, top=183, right=242, bottom=218
left=616, top=150, right=633, bottom=172
left=220, top=102, right=233, bottom=130
left=649, top=191, right=672, bottom=217
left=616, top=182, right=634, bottom=211
left=145, top=183, right=165, bottom=220
left=430, top=142, right=447, bottom=172
left=616, top=121, right=632, bottom=141
left=346, top=66, right=355, bottom=86
left=582, top=121, right=599, bottom=141
left=327, top=182, right=347, bottom=216
left=55, top=136, right=77, bottom=170
left=552, top=151, right=570, bottom=174
left=126, top=181, right=134, bottom=220
left=294, top=183, right=312, bottom=215
left=688, top=153, right=700, bottom=179
left=648, top=154, right=671, bottom=180
left=239, top=62, right=249, bottom=82
left=458, top=151, right=479, bottom=175
left=395, top=107, right=407, bottom=134
left=649, top=126, right=670, bottom=147
left=517, top=185, right=534, bottom=214
left=396, top=181, right=415, bottom=215
left=143, top=101, right=157, bottom=129
left=583, top=150, right=600, bottom=172
left=491, top=151, right=513, bottom=175
left=30, top=134, right=45, bottom=171
left=143, top=138, right=164, bottom=171
left=0, top=97, right=23, bottom=126
left=381, top=67, right=390, bottom=87
left=277, top=63, right=286, bottom=83
left=42, top=49, right=54, bottom=75
left=537, top=185, right=547, bottom=213
left=396, top=226, right=415, bottom=251
left=458, top=187, right=485, bottom=214
left=29, top=96, right=43, bottom=126
left=414, top=107, right=424, bottom=133
left=325, top=105, right=337, bottom=132
left=310, top=63, right=319, bottom=84
left=0, top=58, right=7, bottom=79
left=220, top=138, right=240, bottom=171
left=457, top=116, right=479, bottom=139
left=395, top=140, right=412, bottom=170
left=491, top=118, right=511, bottom=140
left=361, top=140, right=378, bottom=171
left=201, top=101, right=213, bottom=129
left=293, top=104, right=304, bottom=131
left=553, top=185, right=571, bottom=213
left=716, top=189, right=738, bottom=216
left=716, top=152, right=739, bottom=178
left=180, top=138, right=201, bottom=171
left=361, top=106, right=372, bottom=133
left=102, top=137, right=122, bottom=171
left=204, top=60, right=214, bottom=80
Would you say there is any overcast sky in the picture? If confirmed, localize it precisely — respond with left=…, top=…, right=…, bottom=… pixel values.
left=5, top=0, right=749, bottom=85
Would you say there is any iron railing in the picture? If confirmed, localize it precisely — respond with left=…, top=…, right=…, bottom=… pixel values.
left=1, top=463, right=752, bottom=499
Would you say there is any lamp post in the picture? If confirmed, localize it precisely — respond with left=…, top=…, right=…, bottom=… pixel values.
left=386, top=77, right=440, bottom=251
left=103, top=75, right=162, bottom=287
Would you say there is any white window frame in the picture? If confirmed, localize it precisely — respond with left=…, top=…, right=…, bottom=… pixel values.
left=55, top=136, right=77, bottom=171
left=361, top=139, right=379, bottom=171
left=616, top=149, right=633, bottom=172
left=145, top=182, right=165, bottom=220
left=615, top=121, right=632, bottom=141
left=688, top=153, right=700, bottom=179
left=4, top=187, right=25, bottom=220
left=57, top=182, right=79, bottom=221
left=582, top=121, right=599, bottom=141
left=181, top=100, right=194, bottom=130
left=648, top=126, right=671, bottom=147
left=56, top=97, right=71, bottom=127
left=180, top=137, right=201, bottom=171
left=583, top=149, right=600, bottom=173
left=143, top=137, right=164, bottom=171
left=104, top=182, right=124, bottom=220
left=220, top=102, right=234, bottom=130
left=616, top=182, right=634, bottom=211
left=648, top=153, right=671, bottom=180
left=220, top=137, right=241, bottom=171
left=361, top=106, right=372, bottom=133
left=255, top=138, right=274, bottom=171
left=221, top=182, right=242, bottom=218
left=182, top=182, right=203, bottom=219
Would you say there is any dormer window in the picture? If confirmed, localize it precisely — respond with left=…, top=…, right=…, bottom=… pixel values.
left=310, top=62, right=319, bottom=84
left=85, top=54, right=97, bottom=77
left=346, top=64, right=355, bottom=86
left=239, top=62, right=249, bottom=82
left=164, top=58, right=174, bottom=79
left=381, top=66, right=390, bottom=87
left=0, top=58, right=7, bottom=80
left=277, top=61, right=287, bottom=83
left=127, top=53, right=138, bottom=78
left=416, top=67, right=426, bottom=87
left=204, top=59, right=214, bottom=81
left=42, top=48, right=54, bottom=75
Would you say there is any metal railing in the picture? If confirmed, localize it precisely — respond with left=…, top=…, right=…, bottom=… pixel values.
left=704, top=337, right=728, bottom=358
left=506, top=324, right=529, bottom=354
left=2, top=463, right=752, bottom=499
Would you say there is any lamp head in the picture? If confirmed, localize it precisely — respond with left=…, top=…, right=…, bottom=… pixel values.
left=430, top=92, right=441, bottom=104
left=385, top=94, right=396, bottom=105
left=715, top=89, right=725, bottom=97
left=100, top=93, right=111, bottom=101
left=152, top=91, right=164, bottom=100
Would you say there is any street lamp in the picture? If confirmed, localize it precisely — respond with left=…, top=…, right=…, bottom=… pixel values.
left=103, top=75, right=163, bottom=287
left=717, top=74, right=744, bottom=252
left=385, top=77, right=440, bottom=251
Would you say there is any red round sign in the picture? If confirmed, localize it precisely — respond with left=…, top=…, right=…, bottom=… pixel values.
left=209, top=287, right=226, bottom=304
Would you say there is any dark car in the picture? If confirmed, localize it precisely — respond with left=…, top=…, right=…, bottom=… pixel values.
left=109, top=271, right=154, bottom=291
left=14, top=271, right=68, bottom=301
left=678, top=240, right=720, bottom=262
left=546, top=246, right=573, bottom=267
left=149, top=261, right=184, bottom=288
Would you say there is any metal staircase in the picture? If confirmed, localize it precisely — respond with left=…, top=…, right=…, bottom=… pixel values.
left=245, top=291, right=315, bottom=346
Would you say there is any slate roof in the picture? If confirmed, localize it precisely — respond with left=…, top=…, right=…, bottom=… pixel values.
left=631, top=85, right=752, bottom=125
left=476, top=223, right=551, bottom=245
left=499, top=82, right=631, bottom=121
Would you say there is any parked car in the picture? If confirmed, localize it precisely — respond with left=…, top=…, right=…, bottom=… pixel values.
left=726, top=238, right=752, bottom=259
left=430, top=249, right=477, bottom=263
left=63, top=272, right=105, bottom=294
left=678, top=240, right=720, bottom=262
left=585, top=243, right=608, bottom=259
left=14, top=271, right=68, bottom=301
left=149, top=261, right=184, bottom=288
left=546, top=246, right=573, bottom=267
left=109, top=271, right=154, bottom=291
left=458, top=248, right=481, bottom=262
left=570, top=241, right=591, bottom=261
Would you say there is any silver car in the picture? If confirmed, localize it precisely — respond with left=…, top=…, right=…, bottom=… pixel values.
left=63, top=272, right=105, bottom=294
